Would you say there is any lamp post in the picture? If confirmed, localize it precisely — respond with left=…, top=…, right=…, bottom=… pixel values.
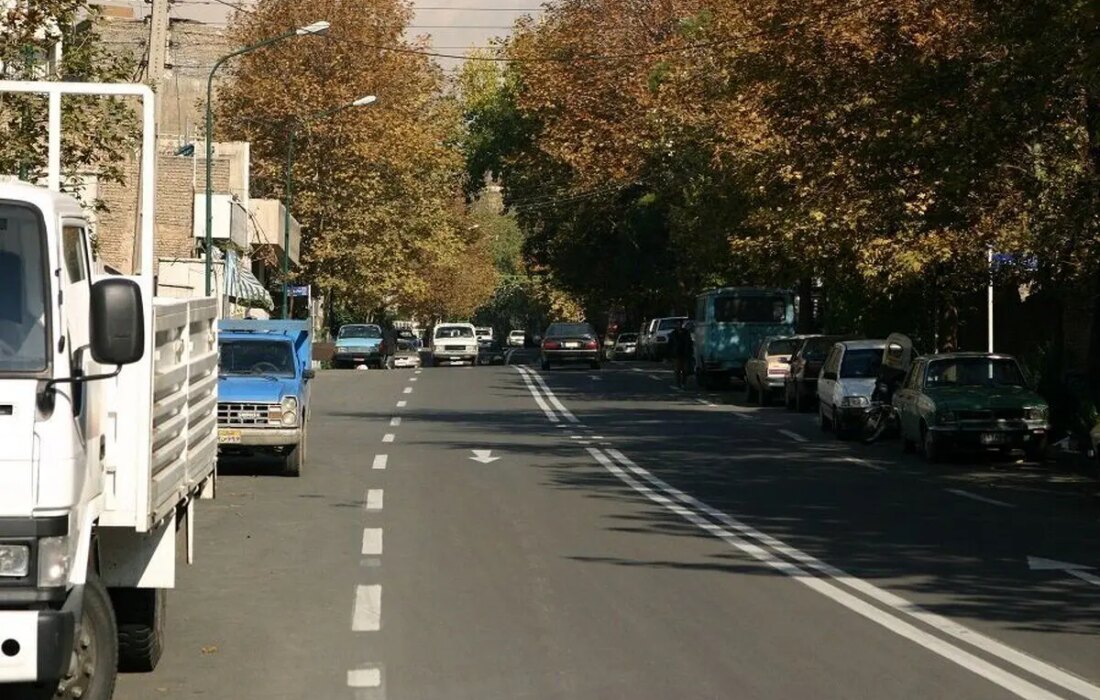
left=282, top=94, right=377, bottom=316
left=203, top=20, right=329, bottom=296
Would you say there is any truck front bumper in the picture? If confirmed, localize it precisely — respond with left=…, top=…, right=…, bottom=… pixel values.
left=218, top=427, right=302, bottom=448
left=0, top=606, right=74, bottom=683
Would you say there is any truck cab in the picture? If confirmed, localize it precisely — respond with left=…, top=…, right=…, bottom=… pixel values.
left=216, top=321, right=313, bottom=476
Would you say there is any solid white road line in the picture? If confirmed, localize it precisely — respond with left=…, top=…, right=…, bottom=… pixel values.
left=361, top=528, right=383, bottom=556
left=779, top=429, right=808, bottom=443
left=513, top=366, right=560, bottom=423
left=403, top=387, right=413, bottom=394
left=592, top=448, right=1071, bottom=700
left=352, top=585, right=382, bottom=631
left=518, top=371, right=1100, bottom=700
left=372, top=454, right=388, bottom=470
left=365, top=489, right=383, bottom=511
left=946, top=489, right=1015, bottom=508
left=524, top=368, right=581, bottom=423
left=396, top=400, right=407, bottom=408
left=382, top=433, right=395, bottom=443
left=390, top=417, right=402, bottom=427
left=347, top=668, right=381, bottom=688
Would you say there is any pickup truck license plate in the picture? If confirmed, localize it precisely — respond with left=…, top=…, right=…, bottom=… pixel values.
left=980, top=432, right=1007, bottom=446
left=218, top=428, right=242, bottom=444
left=564, top=341, right=580, bottom=348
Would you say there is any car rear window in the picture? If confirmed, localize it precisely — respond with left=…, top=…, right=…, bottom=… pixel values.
left=767, top=338, right=801, bottom=356
left=840, top=348, right=883, bottom=378
left=547, top=323, right=595, bottom=337
left=617, top=333, right=638, bottom=342
left=658, top=318, right=686, bottom=330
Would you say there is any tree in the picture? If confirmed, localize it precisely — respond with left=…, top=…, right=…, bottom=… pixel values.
left=216, top=0, right=494, bottom=321
left=0, top=1, right=136, bottom=194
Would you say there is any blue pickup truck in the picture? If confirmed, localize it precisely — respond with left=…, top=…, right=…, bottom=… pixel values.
left=217, top=320, right=313, bottom=476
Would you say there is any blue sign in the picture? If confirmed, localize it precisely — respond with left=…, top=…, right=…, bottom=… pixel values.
left=288, top=285, right=310, bottom=298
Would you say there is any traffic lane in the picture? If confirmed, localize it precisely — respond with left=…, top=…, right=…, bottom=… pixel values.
left=372, top=363, right=1015, bottom=699
left=114, top=369, right=410, bottom=700
left=527, top=363, right=1100, bottom=684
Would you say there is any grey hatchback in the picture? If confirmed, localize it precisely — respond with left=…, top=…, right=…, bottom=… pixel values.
left=540, top=322, right=601, bottom=370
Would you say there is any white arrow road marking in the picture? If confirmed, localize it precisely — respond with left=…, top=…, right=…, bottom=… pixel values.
left=1028, top=557, right=1100, bottom=587
left=470, top=449, right=500, bottom=464
left=946, top=489, right=1015, bottom=508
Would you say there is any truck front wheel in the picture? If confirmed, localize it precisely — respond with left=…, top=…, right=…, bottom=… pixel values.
left=284, top=428, right=306, bottom=477
left=112, top=587, right=165, bottom=672
left=53, top=574, right=118, bottom=700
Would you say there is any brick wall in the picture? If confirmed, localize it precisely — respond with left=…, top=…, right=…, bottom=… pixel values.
left=96, top=151, right=230, bottom=273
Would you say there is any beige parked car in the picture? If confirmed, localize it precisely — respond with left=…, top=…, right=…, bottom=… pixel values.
left=744, top=336, right=810, bottom=406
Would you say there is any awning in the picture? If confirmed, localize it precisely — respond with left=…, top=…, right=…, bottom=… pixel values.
left=212, top=247, right=274, bottom=310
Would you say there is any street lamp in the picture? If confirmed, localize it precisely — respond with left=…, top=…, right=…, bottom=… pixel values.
left=282, top=94, right=377, bottom=316
left=203, top=20, right=330, bottom=296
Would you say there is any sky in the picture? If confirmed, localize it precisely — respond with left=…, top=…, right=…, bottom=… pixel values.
left=104, top=0, right=544, bottom=73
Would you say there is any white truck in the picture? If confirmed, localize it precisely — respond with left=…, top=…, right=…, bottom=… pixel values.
left=1, top=81, right=217, bottom=700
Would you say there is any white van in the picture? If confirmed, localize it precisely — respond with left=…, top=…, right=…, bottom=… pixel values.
left=432, top=322, right=479, bottom=365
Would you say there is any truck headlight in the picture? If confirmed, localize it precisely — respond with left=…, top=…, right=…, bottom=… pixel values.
left=38, top=536, right=72, bottom=587
left=1025, top=406, right=1048, bottom=421
left=840, top=396, right=869, bottom=408
left=0, top=544, right=30, bottom=578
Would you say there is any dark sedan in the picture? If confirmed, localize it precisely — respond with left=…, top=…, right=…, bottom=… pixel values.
left=477, top=339, right=507, bottom=365
left=540, top=322, right=601, bottom=370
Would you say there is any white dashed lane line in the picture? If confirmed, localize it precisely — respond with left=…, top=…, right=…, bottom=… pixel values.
left=410, top=377, right=418, bottom=382
left=382, top=433, right=395, bottom=443
left=352, top=585, right=382, bottom=631
left=361, top=528, right=384, bottom=555
left=844, top=456, right=885, bottom=472
left=396, top=400, right=407, bottom=408
left=347, top=668, right=381, bottom=688
left=779, top=429, right=808, bottom=443
left=403, top=387, right=413, bottom=394
left=390, top=417, right=402, bottom=427
left=365, top=489, right=383, bottom=511
left=372, top=454, right=388, bottom=470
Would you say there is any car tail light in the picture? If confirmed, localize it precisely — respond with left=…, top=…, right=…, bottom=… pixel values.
left=543, top=340, right=561, bottom=350
left=584, top=340, right=598, bottom=350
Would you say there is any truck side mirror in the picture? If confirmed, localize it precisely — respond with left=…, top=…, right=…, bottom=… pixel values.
left=90, top=278, right=144, bottom=365
left=303, top=368, right=316, bottom=380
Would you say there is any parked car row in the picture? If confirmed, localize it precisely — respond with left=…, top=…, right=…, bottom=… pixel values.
left=742, top=330, right=1051, bottom=463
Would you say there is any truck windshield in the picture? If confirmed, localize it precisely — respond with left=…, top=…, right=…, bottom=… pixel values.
left=0, top=203, right=49, bottom=373
left=219, top=340, right=296, bottom=377
left=339, top=325, right=382, bottom=339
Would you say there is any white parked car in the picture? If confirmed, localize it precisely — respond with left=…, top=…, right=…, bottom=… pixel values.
left=507, top=329, right=527, bottom=347
left=432, top=323, right=479, bottom=365
left=475, top=326, right=494, bottom=342
left=817, top=339, right=886, bottom=437
left=744, top=335, right=808, bottom=406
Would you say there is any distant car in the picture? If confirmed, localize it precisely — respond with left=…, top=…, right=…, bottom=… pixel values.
left=475, top=327, right=494, bottom=342
left=894, top=352, right=1050, bottom=462
left=540, top=322, right=601, bottom=370
left=611, top=332, right=639, bottom=360
left=744, top=335, right=807, bottom=406
left=392, top=336, right=422, bottom=369
left=431, top=323, right=478, bottom=366
left=332, top=323, right=385, bottom=369
left=638, top=319, right=659, bottom=360
left=817, top=339, right=886, bottom=437
left=477, top=339, right=506, bottom=365
left=784, top=335, right=843, bottom=412
left=648, top=316, right=689, bottom=361
left=507, top=329, right=527, bottom=347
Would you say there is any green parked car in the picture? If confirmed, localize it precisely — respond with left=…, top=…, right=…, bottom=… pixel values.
left=893, top=352, right=1050, bottom=462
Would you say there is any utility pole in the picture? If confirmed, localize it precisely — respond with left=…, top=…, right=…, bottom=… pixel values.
left=148, top=0, right=171, bottom=83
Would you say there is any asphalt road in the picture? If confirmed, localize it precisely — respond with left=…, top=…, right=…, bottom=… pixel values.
left=115, top=353, right=1100, bottom=699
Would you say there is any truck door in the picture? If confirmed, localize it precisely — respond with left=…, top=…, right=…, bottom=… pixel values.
left=59, top=221, right=102, bottom=474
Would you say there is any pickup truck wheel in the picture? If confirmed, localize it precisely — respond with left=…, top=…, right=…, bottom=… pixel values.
left=284, top=438, right=303, bottom=477
left=112, top=587, right=165, bottom=672
left=59, top=574, right=117, bottom=700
